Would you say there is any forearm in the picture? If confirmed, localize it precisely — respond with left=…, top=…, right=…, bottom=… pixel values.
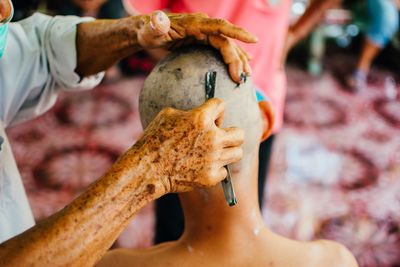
left=290, top=0, right=342, bottom=45
left=75, top=16, right=143, bottom=76
left=0, top=144, right=166, bottom=267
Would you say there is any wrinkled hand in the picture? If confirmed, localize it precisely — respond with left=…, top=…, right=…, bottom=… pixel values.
left=135, top=11, right=257, bottom=83
left=135, top=98, right=244, bottom=193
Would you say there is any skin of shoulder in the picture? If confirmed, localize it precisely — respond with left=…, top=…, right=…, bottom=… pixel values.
left=309, top=239, right=359, bottom=267
left=97, top=238, right=359, bottom=267
left=96, top=242, right=178, bottom=267
left=96, top=248, right=150, bottom=267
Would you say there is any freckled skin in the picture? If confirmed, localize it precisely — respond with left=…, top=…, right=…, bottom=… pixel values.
left=97, top=47, right=358, bottom=267
left=75, top=11, right=258, bottom=83
left=0, top=97, right=242, bottom=266
left=1, top=11, right=257, bottom=261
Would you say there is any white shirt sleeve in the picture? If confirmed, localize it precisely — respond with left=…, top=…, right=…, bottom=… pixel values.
left=0, top=13, right=104, bottom=127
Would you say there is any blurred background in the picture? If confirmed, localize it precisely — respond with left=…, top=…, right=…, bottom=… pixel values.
left=6, top=0, right=400, bottom=266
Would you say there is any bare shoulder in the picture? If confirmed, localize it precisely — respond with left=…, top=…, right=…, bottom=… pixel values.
left=96, top=242, right=178, bottom=267
left=95, top=248, right=148, bottom=267
left=309, top=239, right=358, bottom=267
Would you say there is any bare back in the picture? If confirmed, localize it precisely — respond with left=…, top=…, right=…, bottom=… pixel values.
left=97, top=229, right=357, bottom=267
left=97, top=46, right=358, bottom=267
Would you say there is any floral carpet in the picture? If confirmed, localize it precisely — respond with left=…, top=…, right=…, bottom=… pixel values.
left=7, top=63, right=400, bottom=266
left=265, top=67, right=400, bottom=267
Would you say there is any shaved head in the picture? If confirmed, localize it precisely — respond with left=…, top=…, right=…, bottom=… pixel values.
left=139, top=46, right=262, bottom=167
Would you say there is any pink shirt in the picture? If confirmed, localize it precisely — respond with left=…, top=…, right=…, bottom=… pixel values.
left=125, top=0, right=290, bottom=132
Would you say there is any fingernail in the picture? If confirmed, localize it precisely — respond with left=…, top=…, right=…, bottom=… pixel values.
left=240, top=73, right=247, bottom=83
left=150, top=11, right=170, bottom=34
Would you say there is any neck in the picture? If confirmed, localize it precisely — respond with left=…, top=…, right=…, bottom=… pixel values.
left=179, top=152, right=266, bottom=245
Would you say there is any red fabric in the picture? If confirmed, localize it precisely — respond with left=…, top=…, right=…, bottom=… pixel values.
left=124, top=0, right=290, bottom=132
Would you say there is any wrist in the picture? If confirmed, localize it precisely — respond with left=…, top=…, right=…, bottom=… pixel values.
left=124, top=14, right=156, bottom=50
left=115, top=143, right=169, bottom=199
left=116, top=16, right=143, bottom=53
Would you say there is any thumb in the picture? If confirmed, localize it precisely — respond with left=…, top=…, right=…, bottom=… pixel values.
left=147, top=10, right=171, bottom=36
left=137, top=11, right=171, bottom=47
left=196, top=98, right=225, bottom=127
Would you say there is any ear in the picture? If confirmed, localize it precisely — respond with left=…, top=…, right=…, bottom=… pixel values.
left=258, top=100, right=275, bottom=142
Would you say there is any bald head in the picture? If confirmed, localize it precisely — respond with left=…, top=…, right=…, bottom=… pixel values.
left=139, top=46, right=262, bottom=164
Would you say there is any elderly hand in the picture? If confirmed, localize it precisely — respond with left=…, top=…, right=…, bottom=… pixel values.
left=136, top=11, right=257, bottom=83
left=130, top=98, right=244, bottom=193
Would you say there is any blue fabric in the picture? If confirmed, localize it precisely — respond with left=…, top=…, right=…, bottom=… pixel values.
left=366, top=0, right=399, bottom=47
left=0, top=24, right=9, bottom=58
left=256, top=90, right=268, bottom=102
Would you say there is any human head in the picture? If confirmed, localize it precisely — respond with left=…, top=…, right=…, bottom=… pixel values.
left=139, top=45, right=265, bottom=172
left=0, top=0, right=13, bottom=58
left=72, top=0, right=107, bottom=12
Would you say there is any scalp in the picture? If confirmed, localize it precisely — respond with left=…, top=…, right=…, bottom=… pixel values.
left=139, top=45, right=262, bottom=159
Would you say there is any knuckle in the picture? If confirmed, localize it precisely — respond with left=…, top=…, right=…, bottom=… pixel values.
left=198, top=112, right=210, bottom=128
left=237, top=128, right=245, bottom=139
left=191, top=108, right=204, bottom=123
left=236, top=147, right=244, bottom=158
left=193, top=12, right=208, bottom=18
left=214, top=18, right=227, bottom=25
left=218, top=167, right=228, bottom=181
left=208, top=167, right=222, bottom=183
left=199, top=12, right=209, bottom=18
left=205, top=129, right=218, bottom=146
left=220, top=36, right=231, bottom=46
left=213, top=97, right=224, bottom=106
left=162, top=107, right=175, bottom=115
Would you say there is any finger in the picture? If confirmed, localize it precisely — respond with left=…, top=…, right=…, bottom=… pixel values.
left=192, top=30, right=208, bottom=42
left=229, top=59, right=243, bottom=84
left=236, top=46, right=252, bottom=76
left=219, top=127, right=245, bottom=148
left=200, top=18, right=258, bottom=43
left=195, top=98, right=225, bottom=125
left=237, top=45, right=254, bottom=61
left=215, top=109, right=224, bottom=127
left=169, top=22, right=186, bottom=37
left=194, top=12, right=209, bottom=18
left=208, top=35, right=243, bottom=83
left=150, top=11, right=171, bottom=35
left=220, top=147, right=243, bottom=166
left=168, top=27, right=185, bottom=40
left=138, top=11, right=171, bottom=46
left=215, top=167, right=228, bottom=183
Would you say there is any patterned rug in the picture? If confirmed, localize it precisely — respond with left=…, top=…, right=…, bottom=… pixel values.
left=265, top=66, right=400, bottom=267
left=6, top=63, right=400, bottom=266
left=6, top=77, right=154, bottom=248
